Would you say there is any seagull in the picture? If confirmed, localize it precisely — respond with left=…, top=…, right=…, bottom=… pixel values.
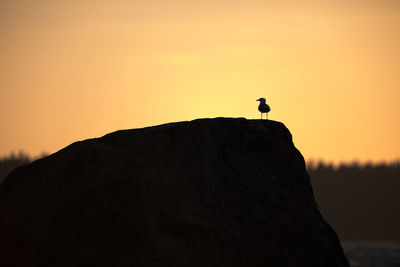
left=256, top=98, right=271, bottom=120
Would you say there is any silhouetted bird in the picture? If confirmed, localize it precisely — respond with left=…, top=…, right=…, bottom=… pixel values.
left=256, top=98, right=271, bottom=119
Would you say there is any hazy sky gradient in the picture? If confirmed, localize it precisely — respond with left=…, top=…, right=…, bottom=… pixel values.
left=1, top=0, right=399, bottom=162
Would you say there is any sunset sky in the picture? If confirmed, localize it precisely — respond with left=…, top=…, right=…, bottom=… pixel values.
left=1, top=0, right=399, bottom=163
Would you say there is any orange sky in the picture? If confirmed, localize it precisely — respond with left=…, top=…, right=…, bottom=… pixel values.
left=0, top=0, right=399, bottom=163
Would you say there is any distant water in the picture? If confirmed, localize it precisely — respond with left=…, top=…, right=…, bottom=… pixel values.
left=342, top=242, right=400, bottom=267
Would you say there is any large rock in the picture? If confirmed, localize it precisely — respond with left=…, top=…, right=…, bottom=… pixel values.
left=0, top=118, right=349, bottom=266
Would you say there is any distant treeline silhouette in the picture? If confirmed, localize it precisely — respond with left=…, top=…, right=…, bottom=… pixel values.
left=307, top=160, right=400, bottom=241
left=0, top=151, right=47, bottom=184
left=0, top=153, right=399, bottom=241
left=307, top=159, right=400, bottom=173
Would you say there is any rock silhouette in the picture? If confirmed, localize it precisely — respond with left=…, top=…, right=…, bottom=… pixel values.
left=0, top=118, right=349, bottom=267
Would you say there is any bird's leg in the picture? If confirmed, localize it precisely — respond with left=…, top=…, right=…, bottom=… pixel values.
left=267, top=113, right=268, bottom=120
left=260, top=113, right=262, bottom=120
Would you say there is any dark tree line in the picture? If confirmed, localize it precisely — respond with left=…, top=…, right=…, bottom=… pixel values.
left=308, top=160, right=400, bottom=241
left=0, top=153, right=399, bottom=241
left=0, top=151, right=47, bottom=184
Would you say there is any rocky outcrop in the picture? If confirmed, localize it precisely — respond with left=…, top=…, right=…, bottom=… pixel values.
left=0, top=118, right=349, bottom=266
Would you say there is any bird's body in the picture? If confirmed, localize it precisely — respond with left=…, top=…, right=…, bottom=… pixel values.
left=256, top=98, right=271, bottom=119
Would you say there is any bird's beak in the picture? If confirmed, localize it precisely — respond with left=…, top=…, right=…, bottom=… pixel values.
left=256, top=99, right=260, bottom=101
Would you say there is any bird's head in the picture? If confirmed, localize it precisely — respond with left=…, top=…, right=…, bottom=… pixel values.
left=256, top=98, right=266, bottom=103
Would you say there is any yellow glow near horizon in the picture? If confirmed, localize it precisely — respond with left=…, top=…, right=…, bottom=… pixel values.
left=0, top=0, right=399, bottom=163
